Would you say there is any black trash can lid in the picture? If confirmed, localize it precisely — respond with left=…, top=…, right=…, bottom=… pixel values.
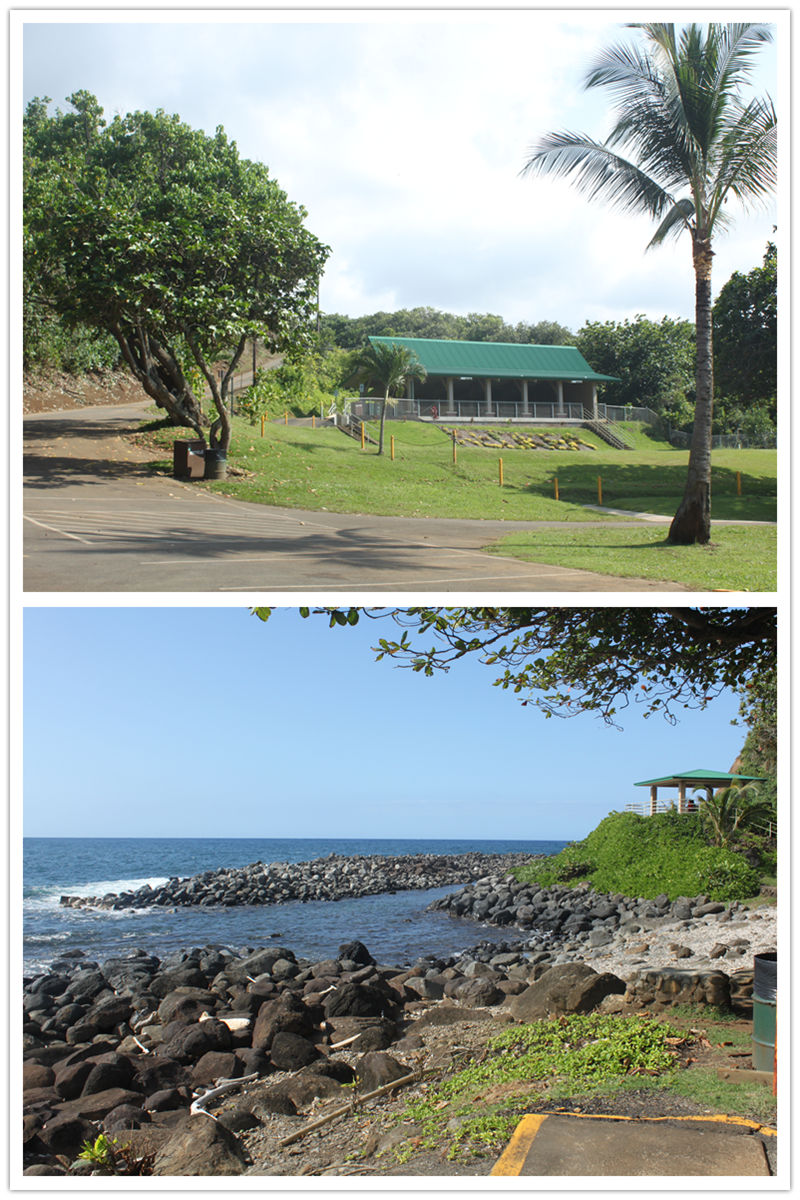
left=753, top=951, right=777, bottom=1001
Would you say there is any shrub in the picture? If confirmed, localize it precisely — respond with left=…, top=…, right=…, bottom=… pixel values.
left=512, top=810, right=760, bottom=901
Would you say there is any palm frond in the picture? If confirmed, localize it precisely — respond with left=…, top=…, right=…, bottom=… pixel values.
left=708, top=95, right=777, bottom=221
left=646, top=198, right=695, bottom=248
left=521, top=132, right=673, bottom=221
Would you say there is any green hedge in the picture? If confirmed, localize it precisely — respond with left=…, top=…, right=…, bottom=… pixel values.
left=513, top=810, right=760, bottom=901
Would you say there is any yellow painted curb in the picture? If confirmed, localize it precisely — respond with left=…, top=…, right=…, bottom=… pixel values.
left=490, top=1114, right=549, bottom=1176
left=545, top=1110, right=777, bottom=1137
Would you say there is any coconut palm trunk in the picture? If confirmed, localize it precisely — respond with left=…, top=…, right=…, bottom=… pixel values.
left=670, top=237, right=715, bottom=542
left=521, top=22, right=777, bottom=546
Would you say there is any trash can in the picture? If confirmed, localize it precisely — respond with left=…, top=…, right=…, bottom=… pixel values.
left=173, top=440, right=206, bottom=480
left=204, top=448, right=228, bottom=480
left=752, top=951, right=776, bottom=1073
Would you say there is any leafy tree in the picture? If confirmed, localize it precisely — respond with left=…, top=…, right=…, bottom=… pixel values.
left=522, top=23, right=777, bottom=544
left=319, top=308, right=575, bottom=351
left=351, top=341, right=427, bottom=455
left=575, top=315, right=695, bottom=423
left=735, top=663, right=777, bottom=808
left=252, top=606, right=776, bottom=727
left=24, top=92, right=329, bottom=463
left=713, top=241, right=777, bottom=409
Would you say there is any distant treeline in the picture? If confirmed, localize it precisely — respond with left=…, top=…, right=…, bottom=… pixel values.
left=319, top=308, right=575, bottom=350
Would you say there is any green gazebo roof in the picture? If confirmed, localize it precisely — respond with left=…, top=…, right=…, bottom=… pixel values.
left=635, top=768, right=766, bottom=787
left=367, top=336, right=618, bottom=382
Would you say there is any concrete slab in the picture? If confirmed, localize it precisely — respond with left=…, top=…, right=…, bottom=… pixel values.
left=491, top=1113, right=773, bottom=1177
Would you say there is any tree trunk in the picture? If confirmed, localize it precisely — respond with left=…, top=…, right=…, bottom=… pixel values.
left=668, top=238, right=714, bottom=544
left=112, top=324, right=207, bottom=438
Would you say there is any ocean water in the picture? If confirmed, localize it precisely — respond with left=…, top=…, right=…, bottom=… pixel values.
left=23, top=836, right=567, bottom=975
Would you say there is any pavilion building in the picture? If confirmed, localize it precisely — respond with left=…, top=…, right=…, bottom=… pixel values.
left=632, top=768, right=767, bottom=817
left=361, top=336, right=619, bottom=423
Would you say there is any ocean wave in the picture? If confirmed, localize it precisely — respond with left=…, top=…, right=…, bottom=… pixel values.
left=23, top=875, right=171, bottom=909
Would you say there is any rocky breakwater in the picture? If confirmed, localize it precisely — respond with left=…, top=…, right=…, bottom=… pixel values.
left=428, top=874, right=777, bottom=1008
left=59, top=852, right=535, bottom=912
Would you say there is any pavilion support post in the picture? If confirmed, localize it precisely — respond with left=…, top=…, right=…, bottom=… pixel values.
left=484, top=378, right=493, bottom=417
left=522, top=380, right=530, bottom=416
left=446, top=377, right=455, bottom=414
left=678, top=783, right=686, bottom=814
left=650, top=786, right=658, bottom=817
left=591, top=383, right=598, bottom=419
left=557, top=381, right=565, bottom=417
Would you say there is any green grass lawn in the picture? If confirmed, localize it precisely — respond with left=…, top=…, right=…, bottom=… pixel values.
left=137, top=416, right=776, bottom=589
left=488, top=523, right=777, bottom=591
left=143, top=416, right=776, bottom=520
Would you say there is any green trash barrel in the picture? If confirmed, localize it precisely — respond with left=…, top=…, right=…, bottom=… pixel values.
left=204, top=448, right=227, bottom=480
left=752, top=951, right=776, bottom=1073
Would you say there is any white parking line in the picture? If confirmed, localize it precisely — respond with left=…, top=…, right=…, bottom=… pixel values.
left=23, top=514, right=94, bottom=545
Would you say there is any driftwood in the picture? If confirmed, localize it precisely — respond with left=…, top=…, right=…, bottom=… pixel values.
left=278, top=1067, right=437, bottom=1148
left=190, top=1072, right=260, bottom=1118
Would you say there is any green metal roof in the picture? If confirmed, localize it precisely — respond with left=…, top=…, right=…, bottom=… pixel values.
left=635, top=768, right=766, bottom=787
left=367, top=336, right=617, bottom=382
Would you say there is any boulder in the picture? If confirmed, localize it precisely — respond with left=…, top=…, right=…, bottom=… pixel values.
left=23, top=1061, right=55, bottom=1091
left=269, top=1032, right=321, bottom=1072
left=323, top=981, right=396, bottom=1020
left=338, top=941, right=375, bottom=966
left=564, top=971, right=626, bottom=1013
left=57, top=1087, right=146, bottom=1121
left=146, top=1087, right=192, bottom=1113
left=152, top=1116, right=249, bottom=1176
left=507, top=963, right=601, bottom=1022
left=103, top=1103, right=150, bottom=1132
left=158, top=1019, right=232, bottom=1064
left=190, top=1052, right=240, bottom=1087
left=251, top=993, right=316, bottom=1053
left=156, top=988, right=220, bottom=1025
left=355, top=1052, right=408, bottom=1093
left=36, top=1113, right=97, bottom=1157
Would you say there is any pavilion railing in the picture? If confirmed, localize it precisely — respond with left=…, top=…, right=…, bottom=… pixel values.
left=349, top=399, right=587, bottom=421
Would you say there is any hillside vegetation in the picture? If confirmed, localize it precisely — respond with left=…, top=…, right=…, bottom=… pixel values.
left=511, top=811, right=763, bottom=902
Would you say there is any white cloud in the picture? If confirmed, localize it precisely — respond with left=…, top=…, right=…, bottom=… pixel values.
left=21, top=11, right=782, bottom=329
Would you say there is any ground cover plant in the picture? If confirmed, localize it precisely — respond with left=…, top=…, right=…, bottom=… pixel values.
left=397, top=1013, right=685, bottom=1161
left=510, top=811, right=762, bottom=902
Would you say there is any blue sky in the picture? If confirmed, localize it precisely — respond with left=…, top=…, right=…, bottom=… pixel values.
left=23, top=607, right=747, bottom=841
left=17, top=10, right=783, bottom=331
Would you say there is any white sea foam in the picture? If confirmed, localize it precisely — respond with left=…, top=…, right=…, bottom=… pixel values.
left=24, top=876, right=171, bottom=912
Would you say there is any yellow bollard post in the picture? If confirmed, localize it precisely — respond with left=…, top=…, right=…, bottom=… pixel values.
left=261, top=415, right=265, bottom=438
left=737, top=471, right=742, bottom=496
left=312, top=414, right=316, bottom=429
left=361, top=422, right=365, bottom=450
left=391, top=435, right=395, bottom=461
left=597, top=475, right=603, bottom=505
left=499, top=458, right=504, bottom=487
left=452, top=432, right=457, bottom=465
left=284, top=410, right=288, bottom=425
left=554, top=477, right=560, bottom=501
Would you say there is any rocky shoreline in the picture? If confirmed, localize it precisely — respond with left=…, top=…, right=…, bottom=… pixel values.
left=58, top=851, right=536, bottom=911
left=25, top=859, right=777, bottom=1178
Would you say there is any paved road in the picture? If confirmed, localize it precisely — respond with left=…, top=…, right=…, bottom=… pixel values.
left=22, top=403, right=690, bottom=594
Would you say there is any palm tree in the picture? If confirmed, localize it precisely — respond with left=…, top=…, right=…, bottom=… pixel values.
left=693, top=781, right=775, bottom=847
left=522, top=23, right=777, bottom=544
left=353, top=340, right=427, bottom=455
